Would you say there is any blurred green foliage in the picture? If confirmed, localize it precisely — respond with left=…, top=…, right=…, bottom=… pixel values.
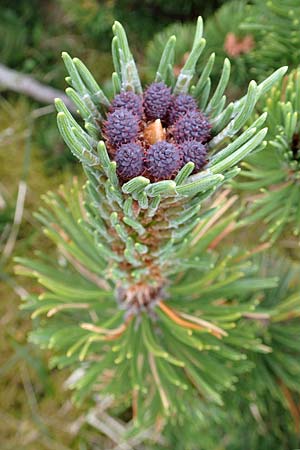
left=58, top=0, right=225, bottom=50
left=0, top=1, right=40, bottom=69
left=146, top=1, right=253, bottom=89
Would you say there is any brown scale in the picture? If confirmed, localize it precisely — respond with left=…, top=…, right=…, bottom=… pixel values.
left=143, top=119, right=166, bottom=145
left=117, top=280, right=166, bottom=311
left=116, top=244, right=167, bottom=300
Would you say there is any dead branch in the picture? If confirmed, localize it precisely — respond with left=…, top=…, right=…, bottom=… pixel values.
left=0, top=63, right=76, bottom=112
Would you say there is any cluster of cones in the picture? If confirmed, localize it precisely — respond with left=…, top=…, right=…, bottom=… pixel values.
left=103, top=82, right=212, bottom=181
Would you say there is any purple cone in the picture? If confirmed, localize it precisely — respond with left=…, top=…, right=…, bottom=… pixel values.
left=115, top=143, right=145, bottom=180
left=173, top=110, right=211, bottom=143
left=110, top=91, right=143, bottom=118
left=178, top=140, right=208, bottom=173
left=143, top=82, right=172, bottom=121
left=168, top=94, right=198, bottom=124
left=145, top=141, right=181, bottom=180
left=104, top=108, right=140, bottom=149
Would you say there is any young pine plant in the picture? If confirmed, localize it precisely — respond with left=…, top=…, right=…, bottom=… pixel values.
left=16, top=18, right=287, bottom=429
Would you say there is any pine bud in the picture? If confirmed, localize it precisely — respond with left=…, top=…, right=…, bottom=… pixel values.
left=143, top=82, right=172, bottom=121
left=178, top=140, right=208, bottom=172
left=173, top=110, right=211, bottom=143
left=104, top=108, right=140, bottom=148
left=111, top=91, right=143, bottom=118
left=115, top=142, right=145, bottom=180
left=145, top=141, right=181, bottom=180
left=168, top=93, right=198, bottom=124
